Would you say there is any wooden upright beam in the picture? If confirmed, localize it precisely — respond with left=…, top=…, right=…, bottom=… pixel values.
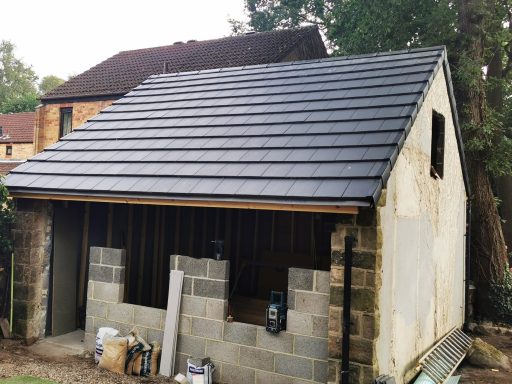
left=77, top=202, right=90, bottom=309
left=136, top=205, right=148, bottom=304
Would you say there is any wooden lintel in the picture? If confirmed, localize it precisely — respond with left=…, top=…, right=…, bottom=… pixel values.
left=10, top=193, right=359, bottom=215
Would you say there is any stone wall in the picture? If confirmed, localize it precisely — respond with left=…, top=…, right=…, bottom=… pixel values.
left=11, top=199, right=53, bottom=339
left=0, top=143, right=35, bottom=160
left=34, top=100, right=114, bottom=153
left=84, top=247, right=166, bottom=350
left=328, top=211, right=379, bottom=384
left=173, top=256, right=330, bottom=384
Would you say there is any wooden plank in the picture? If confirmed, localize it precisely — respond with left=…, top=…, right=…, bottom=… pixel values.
left=136, top=205, right=148, bottom=304
left=174, top=207, right=181, bottom=254
left=188, top=207, right=195, bottom=256
left=77, top=202, right=90, bottom=309
left=157, top=207, right=166, bottom=307
left=151, top=206, right=161, bottom=307
left=160, top=270, right=184, bottom=377
left=106, top=203, right=113, bottom=247
left=290, top=211, right=295, bottom=254
left=201, top=208, right=208, bottom=258
left=250, top=211, right=259, bottom=294
left=12, top=193, right=359, bottom=214
left=125, top=205, right=134, bottom=299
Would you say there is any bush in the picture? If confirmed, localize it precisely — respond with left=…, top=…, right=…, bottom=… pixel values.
left=490, top=264, right=512, bottom=323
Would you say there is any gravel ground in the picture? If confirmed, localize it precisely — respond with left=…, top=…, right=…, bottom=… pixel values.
left=0, top=339, right=174, bottom=384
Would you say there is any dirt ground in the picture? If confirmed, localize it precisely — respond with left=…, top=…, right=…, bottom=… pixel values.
left=457, top=332, right=512, bottom=383
left=0, top=339, right=174, bottom=384
left=0, top=333, right=511, bottom=383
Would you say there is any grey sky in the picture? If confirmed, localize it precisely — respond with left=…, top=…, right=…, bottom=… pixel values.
left=1, top=0, right=246, bottom=80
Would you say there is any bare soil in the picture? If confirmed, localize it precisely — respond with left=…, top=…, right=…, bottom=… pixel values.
left=0, top=339, right=174, bottom=384
left=458, top=333, right=512, bottom=383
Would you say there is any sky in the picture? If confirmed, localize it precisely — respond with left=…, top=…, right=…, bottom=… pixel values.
left=0, top=0, right=247, bottom=80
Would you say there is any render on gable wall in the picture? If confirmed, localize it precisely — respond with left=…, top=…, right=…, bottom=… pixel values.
left=376, top=69, right=467, bottom=383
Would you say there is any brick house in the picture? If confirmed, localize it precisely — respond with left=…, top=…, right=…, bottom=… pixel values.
left=7, top=47, right=469, bottom=383
left=0, top=112, right=36, bottom=174
left=34, top=26, right=327, bottom=154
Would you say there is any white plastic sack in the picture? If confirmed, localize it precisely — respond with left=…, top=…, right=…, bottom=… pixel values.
left=186, top=360, right=215, bottom=384
left=95, top=327, right=119, bottom=363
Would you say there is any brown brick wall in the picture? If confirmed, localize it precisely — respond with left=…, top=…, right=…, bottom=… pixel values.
left=0, top=143, right=35, bottom=160
left=35, top=99, right=114, bottom=153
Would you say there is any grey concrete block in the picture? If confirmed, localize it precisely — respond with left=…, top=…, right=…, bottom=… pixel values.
left=193, top=278, right=228, bottom=299
left=178, top=315, right=191, bottom=335
left=170, top=255, right=177, bottom=271
left=255, top=371, right=311, bottom=384
left=312, top=315, right=328, bottom=338
left=174, top=352, right=189, bottom=376
left=314, top=271, right=330, bottom=294
left=113, top=267, right=125, bottom=284
left=134, top=305, right=163, bottom=329
left=208, top=259, right=229, bottom=280
left=275, top=354, right=313, bottom=380
left=101, top=248, right=125, bottom=267
left=89, top=264, right=113, bottom=283
left=85, top=316, right=94, bottom=333
left=84, top=332, right=95, bottom=352
left=93, top=282, right=123, bottom=303
left=223, top=322, right=257, bottom=346
left=288, top=268, right=314, bottom=291
left=256, top=328, right=293, bottom=353
left=180, top=295, right=207, bottom=317
left=286, top=310, right=312, bottom=336
left=294, top=335, right=328, bottom=360
left=147, top=328, right=164, bottom=345
left=177, top=256, right=208, bottom=277
left=94, top=317, right=132, bottom=336
left=206, top=339, right=239, bottom=364
left=191, top=317, right=223, bottom=340
left=314, top=360, right=328, bottom=383
left=182, top=276, right=193, bottom=295
left=221, top=363, right=255, bottom=384
left=89, top=247, right=102, bottom=264
left=107, top=303, right=134, bottom=324
left=206, top=299, right=227, bottom=320
left=176, top=334, right=206, bottom=356
left=86, top=299, right=107, bottom=318
left=287, top=289, right=295, bottom=310
left=87, top=281, right=94, bottom=299
left=239, top=346, right=274, bottom=371
left=295, top=291, right=329, bottom=316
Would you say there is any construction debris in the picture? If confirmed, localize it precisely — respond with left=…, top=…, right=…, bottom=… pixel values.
left=466, top=338, right=511, bottom=371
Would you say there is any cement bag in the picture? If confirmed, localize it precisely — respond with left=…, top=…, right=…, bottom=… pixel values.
left=125, top=330, right=151, bottom=374
left=98, top=335, right=128, bottom=374
left=187, top=358, right=215, bottom=384
left=131, top=342, right=161, bottom=377
left=95, top=327, right=119, bottom=363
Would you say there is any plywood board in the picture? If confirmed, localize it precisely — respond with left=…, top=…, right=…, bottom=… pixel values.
left=160, top=269, right=184, bottom=377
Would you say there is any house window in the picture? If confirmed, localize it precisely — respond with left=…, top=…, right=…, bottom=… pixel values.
left=6, top=145, right=12, bottom=156
left=431, top=111, right=445, bottom=179
left=60, top=107, right=73, bottom=138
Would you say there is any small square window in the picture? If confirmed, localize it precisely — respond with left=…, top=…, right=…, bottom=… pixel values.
left=6, top=145, right=12, bottom=156
left=431, top=111, right=445, bottom=179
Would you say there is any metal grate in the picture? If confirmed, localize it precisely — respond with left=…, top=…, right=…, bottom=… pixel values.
left=418, top=328, right=473, bottom=384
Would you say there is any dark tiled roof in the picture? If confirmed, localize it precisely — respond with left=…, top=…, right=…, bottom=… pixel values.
left=41, top=26, right=327, bottom=101
left=0, top=112, right=35, bottom=143
left=7, top=46, right=466, bottom=207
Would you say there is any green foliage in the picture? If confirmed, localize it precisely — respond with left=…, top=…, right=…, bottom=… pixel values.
left=489, top=264, right=512, bottom=322
left=0, top=179, right=14, bottom=258
left=0, top=40, right=38, bottom=113
left=0, top=92, right=38, bottom=114
left=39, top=75, right=64, bottom=95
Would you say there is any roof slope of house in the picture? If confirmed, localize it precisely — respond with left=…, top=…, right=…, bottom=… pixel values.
left=7, top=46, right=468, bottom=208
left=0, top=112, right=35, bottom=143
left=41, top=26, right=327, bottom=102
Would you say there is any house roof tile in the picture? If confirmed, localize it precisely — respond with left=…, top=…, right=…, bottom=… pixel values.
left=0, top=112, right=35, bottom=143
left=41, top=26, right=327, bottom=101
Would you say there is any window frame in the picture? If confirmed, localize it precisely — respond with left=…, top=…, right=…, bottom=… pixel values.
left=5, top=145, right=12, bottom=156
left=59, top=107, right=73, bottom=138
left=430, top=110, right=445, bottom=179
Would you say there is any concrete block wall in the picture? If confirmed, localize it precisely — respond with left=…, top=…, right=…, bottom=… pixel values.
left=84, top=247, right=166, bottom=350
left=328, top=210, right=379, bottom=383
left=11, top=198, right=53, bottom=340
left=173, top=256, right=330, bottom=384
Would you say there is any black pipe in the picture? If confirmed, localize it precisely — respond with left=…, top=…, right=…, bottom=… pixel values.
left=341, top=235, right=355, bottom=384
left=464, top=199, right=472, bottom=328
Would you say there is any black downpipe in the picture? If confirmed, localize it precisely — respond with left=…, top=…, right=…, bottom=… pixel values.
left=341, top=235, right=356, bottom=384
left=464, top=199, right=472, bottom=328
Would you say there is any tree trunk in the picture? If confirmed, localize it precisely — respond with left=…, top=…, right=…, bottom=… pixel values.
left=456, top=0, right=509, bottom=317
left=495, top=176, right=512, bottom=254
